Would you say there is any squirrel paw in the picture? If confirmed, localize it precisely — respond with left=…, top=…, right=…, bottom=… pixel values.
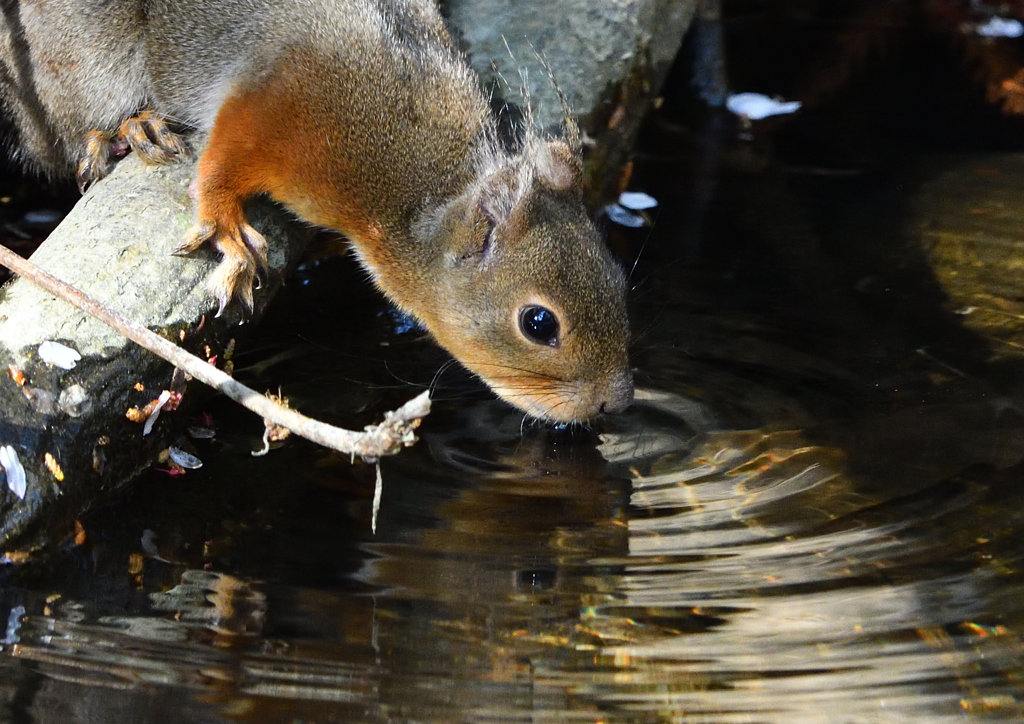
left=175, top=218, right=269, bottom=315
left=76, top=131, right=115, bottom=193
left=75, top=111, right=186, bottom=192
left=118, top=110, right=187, bottom=166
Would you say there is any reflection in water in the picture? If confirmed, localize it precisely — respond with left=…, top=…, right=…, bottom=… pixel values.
left=0, top=380, right=1019, bottom=722
left=3, top=7, right=1024, bottom=720
left=597, top=404, right=1024, bottom=722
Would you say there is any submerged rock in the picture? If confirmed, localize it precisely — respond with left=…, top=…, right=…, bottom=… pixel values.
left=911, top=154, right=1024, bottom=361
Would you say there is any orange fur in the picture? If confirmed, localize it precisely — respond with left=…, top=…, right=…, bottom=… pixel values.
left=0, top=0, right=634, bottom=421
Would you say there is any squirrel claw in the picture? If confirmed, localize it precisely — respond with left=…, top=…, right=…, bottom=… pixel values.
left=118, top=111, right=186, bottom=166
left=178, top=218, right=264, bottom=315
left=174, top=219, right=216, bottom=256
left=75, top=112, right=185, bottom=193
left=208, top=257, right=256, bottom=316
left=75, top=165, right=97, bottom=195
left=76, top=130, right=114, bottom=192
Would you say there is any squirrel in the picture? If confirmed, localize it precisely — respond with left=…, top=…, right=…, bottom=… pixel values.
left=0, top=0, right=633, bottom=423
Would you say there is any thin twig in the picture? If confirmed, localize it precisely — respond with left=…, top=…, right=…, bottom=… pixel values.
left=0, top=243, right=430, bottom=461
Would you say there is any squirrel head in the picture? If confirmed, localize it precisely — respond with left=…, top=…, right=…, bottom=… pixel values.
left=410, top=138, right=633, bottom=423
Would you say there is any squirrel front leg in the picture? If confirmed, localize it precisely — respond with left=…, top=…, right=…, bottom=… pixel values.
left=174, top=93, right=272, bottom=314
left=78, top=111, right=186, bottom=192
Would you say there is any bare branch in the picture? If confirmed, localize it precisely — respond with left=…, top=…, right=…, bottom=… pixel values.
left=0, top=243, right=430, bottom=462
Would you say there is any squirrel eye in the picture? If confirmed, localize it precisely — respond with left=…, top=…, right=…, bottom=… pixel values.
left=519, top=305, right=560, bottom=346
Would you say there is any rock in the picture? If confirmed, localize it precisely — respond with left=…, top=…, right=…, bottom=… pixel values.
left=0, top=1, right=698, bottom=554
left=912, top=154, right=1024, bottom=360
left=0, top=146, right=312, bottom=553
left=447, top=0, right=697, bottom=201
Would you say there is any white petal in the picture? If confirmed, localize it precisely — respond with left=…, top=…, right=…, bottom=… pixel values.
left=618, top=191, right=658, bottom=210
left=0, top=446, right=26, bottom=500
left=168, top=447, right=203, bottom=469
left=23, top=209, right=62, bottom=224
left=141, top=529, right=160, bottom=557
left=605, top=204, right=646, bottom=228
left=3, top=605, right=25, bottom=643
left=976, top=17, right=1024, bottom=38
left=187, top=425, right=216, bottom=440
left=38, top=341, right=82, bottom=370
left=143, top=390, right=173, bottom=436
left=726, top=92, right=802, bottom=120
left=371, top=463, right=383, bottom=534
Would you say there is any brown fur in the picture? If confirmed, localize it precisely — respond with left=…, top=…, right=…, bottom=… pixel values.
left=0, top=0, right=633, bottom=422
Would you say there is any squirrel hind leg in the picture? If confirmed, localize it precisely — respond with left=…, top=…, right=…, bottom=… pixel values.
left=175, top=90, right=278, bottom=314
left=174, top=197, right=269, bottom=315
left=117, top=110, right=187, bottom=166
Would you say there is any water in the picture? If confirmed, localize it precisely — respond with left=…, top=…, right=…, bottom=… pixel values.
left=1, top=4, right=1024, bottom=722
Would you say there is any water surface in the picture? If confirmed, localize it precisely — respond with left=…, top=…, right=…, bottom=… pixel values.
left=1, top=4, right=1024, bottom=722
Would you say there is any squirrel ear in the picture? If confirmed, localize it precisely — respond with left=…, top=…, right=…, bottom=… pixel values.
left=475, top=163, right=521, bottom=227
left=430, top=189, right=496, bottom=263
left=533, top=140, right=582, bottom=192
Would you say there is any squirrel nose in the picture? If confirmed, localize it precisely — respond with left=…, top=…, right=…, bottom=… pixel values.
left=598, top=373, right=634, bottom=415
